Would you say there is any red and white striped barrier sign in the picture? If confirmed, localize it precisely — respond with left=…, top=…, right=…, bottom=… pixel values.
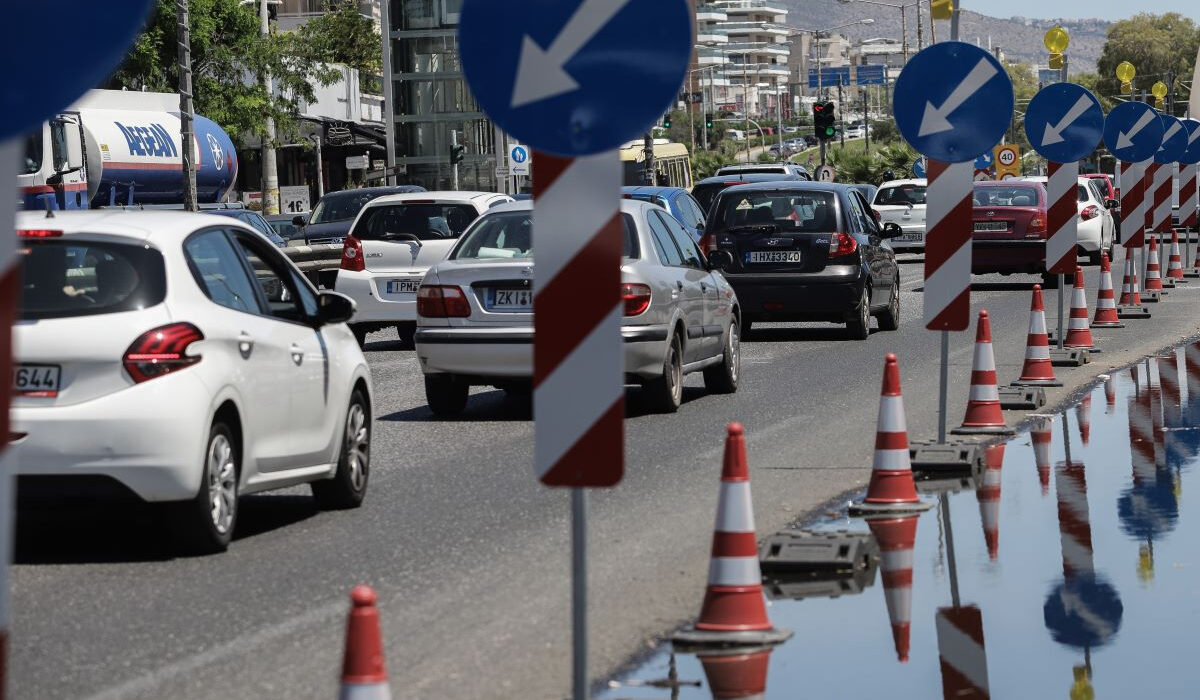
left=1045, top=161, right=1078, bottom=274
left=924, top=160, right=974, bottom=331
left=936, top=605, right=990, bottom=699
left=532, top=153, right=624, bottom=487
left=1119, top=160, right=1149, bottom=249
left=1182, top=164, right=1199, bottom=230
left=1152, top=163, right=1174, bottom=235
left=0, top=139, right=20, bottom=693
left=1159, top=350, right=1182, bottom=429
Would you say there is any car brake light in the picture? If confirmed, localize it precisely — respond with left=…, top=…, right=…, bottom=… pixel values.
left=621, top=283, right=652, bottom=316
left=1080, top=205, right=1099, bottom=221
left=341, top=235, right=365, bottom=272
left=417, top=285, right=471, bottom=318
left=828, top=232, right=858, bottom=258
left=1028, top=214, right=1047, bottom=235
left=123, top=323, right=204, bottom=383
left=699, top=232, right=717, bottom=255
left=18, top=229, right=62, bottom=238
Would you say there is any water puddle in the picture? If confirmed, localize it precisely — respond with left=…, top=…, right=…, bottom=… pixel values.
left=601, top=342, right=1200, bottom=698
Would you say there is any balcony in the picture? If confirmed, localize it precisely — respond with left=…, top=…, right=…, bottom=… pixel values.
left=721, top=63, right=791, bottom=81
left=712, top=0, right=787, bottom=23
left=697, top=28, right=730, bottom=44
left=696, top=4, right=728, bottom=21
left=697, top=47, right=731, bottom=65
left=725, top=41, right=790, bottom=58
left=721, top=21, right=791, bottom=38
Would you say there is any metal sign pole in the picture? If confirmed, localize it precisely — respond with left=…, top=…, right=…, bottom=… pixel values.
left=571, top=488, right=588, bottom=700
left=938, top=331, right=949, bottom=443
left=1058, top=277, right=1065, bottom=349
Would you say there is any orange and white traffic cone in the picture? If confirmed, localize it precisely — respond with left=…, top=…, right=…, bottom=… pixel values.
left=1168, top=230, right=1186, bottom=280
left=850, top=354, right=932, bottom=515
left=953, top=310, right=1013, bottom=435
left=339, top=586, right=391, bottom=700
left=1076, top=394, right=1092, bottom=446
left=1145, top=235, right=1165, bottom=292
left=1032, top=418, right=1053, bottom=496
left=867, top=514, right=921, bottom=663
left=673, top=423, right=792, bottom=648
left=697, top=647, right=774, bottom=699
left=1012, top=285, right=1062, bottom=387
left=1063, top=266, right=1098, bottom=351
left=1092, top=253, right=1123, bottom=328
left=976, top=445, right=1004, bottom=560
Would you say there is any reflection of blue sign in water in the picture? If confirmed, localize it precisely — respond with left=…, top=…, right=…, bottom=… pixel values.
left=807, top=66, right=852, bottom=88
left=459, top=0, right=692, bottom=156
left=975, top=152, right=994, bottom=170
left=856, top=64, right=887, bottom=86
left=1102, top=101, right=1166, bottom=162
left=1118, top=471, right=1179, bottom=540
left=1044, top=575, right=1123, bottom=649
left=893, top=41, right=1014, bottom=163
left=1024, top=83, right=1104, bottom=163
left=1154, top=115, right=1188, bottom=164
left=1181, top=119, right=1200, bottom=165
left=913, top=158, right=927, bottom=178
left=510, top=146, right=529, bottom=164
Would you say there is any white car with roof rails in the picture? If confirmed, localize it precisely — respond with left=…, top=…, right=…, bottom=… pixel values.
left=335, top=191, right=513, bottom=347
left=872, top=178, right=927, bottom=252
left=1017, top=175, right=1116, bottom=265
left=414, top=200, right=742, bottom=416
left=10, top=210, right=373, bottom=553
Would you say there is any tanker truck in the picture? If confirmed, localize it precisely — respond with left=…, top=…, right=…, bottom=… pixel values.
left=18, top=89, right=238, bottom=211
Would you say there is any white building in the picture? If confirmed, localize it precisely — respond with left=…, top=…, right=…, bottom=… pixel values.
left=696, top=1, right=791, bottom=118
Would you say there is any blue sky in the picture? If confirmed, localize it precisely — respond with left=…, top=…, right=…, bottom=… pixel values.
left=969, top=0, right=1199, bottom=21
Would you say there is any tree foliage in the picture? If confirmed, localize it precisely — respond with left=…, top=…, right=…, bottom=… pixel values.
left=296, top=1, right=382, bottom=93
left=1096, top=13, right=1200, bottom=113
left=827, top=142, right=919, bottom=185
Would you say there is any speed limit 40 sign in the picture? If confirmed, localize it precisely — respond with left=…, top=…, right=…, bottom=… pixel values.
left=994, top=144, right=1021, bottom=180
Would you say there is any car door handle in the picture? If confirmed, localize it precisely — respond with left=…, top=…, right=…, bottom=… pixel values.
left=676, top=281, right=684, bottom=291
left=238, top=333, right=254, bottom=357
left=290, top=343, right=304, bottom=366
left=701, top=282, right=709, bottom=293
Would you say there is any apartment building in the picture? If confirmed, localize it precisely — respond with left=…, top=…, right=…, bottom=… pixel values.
left=695, top=1, right=791, bottom=118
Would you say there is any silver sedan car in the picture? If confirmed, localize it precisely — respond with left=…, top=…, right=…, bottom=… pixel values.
left=414, top=200, right=741, bottom=416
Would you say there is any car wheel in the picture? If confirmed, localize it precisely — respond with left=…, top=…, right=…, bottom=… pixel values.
left=351, top=324, right=368, bottom=347
left=1086, top=247, right=1103, bottom=266
left=1041, top=272, right=1060, bottom=289
left=646, top=333, right=684, bottom=413
left=312, top=389, right=370, bottom=510
left=170, top=421, right=238, bottom=554
left=395, top=324, right=416, bottom=349
left=876, top=277, right=900, bottom=331
left=425, top=374, right=469, bottom=417
left=703, top=318, right=740, bottom=394
left=845, top=284, right=871, bottom=340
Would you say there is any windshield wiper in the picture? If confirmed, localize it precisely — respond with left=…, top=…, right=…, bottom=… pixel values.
left=725, top=224, right=779, bottom=234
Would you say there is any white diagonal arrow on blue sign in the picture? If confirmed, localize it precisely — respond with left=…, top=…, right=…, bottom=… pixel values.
left=1116, top=109, right=1158, bottom=150
left=1157, top=119, right=1183, bottom=152
left=1041, top=94, right=1095, bottom=147
left=918, top=59, right=1000, bottom=137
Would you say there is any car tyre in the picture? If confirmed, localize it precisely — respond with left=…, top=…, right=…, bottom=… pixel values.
left=1086, top=248, right=1103, bottom=266
left=171, top=421, right=238, bottom=554
left=876, top=277, right=900, bottom=331
left=646, top=333, right=684, bottom=413
left=425, top=374, right=469, bottom=417
left=1041, top=272, right=1060, bottom=289
left=351, top=324, right=368, bottom=347
left=312, top=389, right=370, bottom=510
left=395, top=324, right=416, bottom=349
left=703, top=318, right=740, bottom=394
left=846, top=284, right=871, bottom=340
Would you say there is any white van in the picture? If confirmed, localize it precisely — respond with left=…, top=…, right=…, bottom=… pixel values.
left=725, top=129, right=746, bottom=142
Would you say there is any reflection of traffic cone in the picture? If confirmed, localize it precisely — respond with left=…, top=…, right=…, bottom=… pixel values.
left=1064, top=266, right=1098, bottom=350
left=1167, top=231, right=1185, bottom=280
left=339, top=586, right=392, bottom=700
left=1159, top=351, right=1182, bottom=429
left=850, top=354, right=931, bottom=515
left=1105, top=374, right=1117, bottom=414
left=866, top=514, right=920, bottom=663
left=953, top=310, right=1013, bottom=435
left=976, top=445, right=1004, bottom=560
left=1076, top=395, right=1091, bottom=446
left=1092, top=253, right=1124, bottom=328
left=674, top=424, right=792, bottom=647
left=1145, top=236, right=1165, bottom=291
left=1032, top=418, right=1053, bottom=496
left=697, top=647, right=773, bottom=699
left=1013, top=286, right=1062, bottom=386
left=1186, top=343, right=1200, bottom=425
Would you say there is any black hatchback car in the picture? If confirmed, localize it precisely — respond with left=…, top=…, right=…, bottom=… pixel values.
left=706, top=182, right=902, bottom=339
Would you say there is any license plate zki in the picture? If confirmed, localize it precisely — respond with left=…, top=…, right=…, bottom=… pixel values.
left=385, top=279, right=420, bottom=294
left=13, top=364, right=60, bottom=397
left=490, top=288, right=533, bottom=310
left=747, top=251, right=802, bottom=264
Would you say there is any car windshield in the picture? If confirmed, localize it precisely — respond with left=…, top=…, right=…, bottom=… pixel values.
left=452, top=212, right=640, bottom=260
left=974, top=185, right=1041, bottom=207
left=19, top=240, right=166, bottom=320
left=351, top=203, right=479, bottom=241
left=269, top=220, right=302, bottom=240
left=22, top=130, right=42, bottom=175
left=310, top=192, right=390, bottom=224
left=874, top=184, right=926, bottom=206
left=715, top=190, right=839, bottom=232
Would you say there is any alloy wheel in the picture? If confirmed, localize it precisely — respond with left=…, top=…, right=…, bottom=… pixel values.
left=345, top=402, right=370, bottom=492
left=206, top=434, right=237, bottom=535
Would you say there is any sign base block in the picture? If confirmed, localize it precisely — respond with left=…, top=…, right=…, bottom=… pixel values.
left=999, top=385, right=1046, bottom=409
left=758, top=529, right=878, bottom=575
left=1117, top=305, right=1152, bottom=319
left=1142, top=290, right=1163, bottom=302
left=1050, top=348, right=1088, bottom=366
left=1161, top=278, right=1176, bottom=289
left=909, top=440, right=984, bottom=474
left=1184, top=271, right=1200, bottom=279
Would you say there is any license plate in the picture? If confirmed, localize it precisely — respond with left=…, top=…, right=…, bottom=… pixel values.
left=385, top=279, right=420, bottom=294
left=13, top=364, right=60, bottom=398
left=747, top=251, right=802, bottom=264
left=898, top=233, right=923, bottom=242
left=488, top=288, right=533, bottom=311
left=974, top=221, right=1008, bottom=232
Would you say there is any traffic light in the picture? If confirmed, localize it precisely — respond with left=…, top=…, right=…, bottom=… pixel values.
left=662, top=114, right=672, bottom=129
left=450, top=143, right=465, bottom=165
left=705, top=112, right=715, bottom=130
left=813, top=101, right=837, bottom=140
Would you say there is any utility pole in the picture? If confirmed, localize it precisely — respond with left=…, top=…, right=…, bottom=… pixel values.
left=259, top=0, right=279, bottom=214
left=493, top=124, right=509, bottom=194
left=901, top=6, right=909, bottom=63
left=688, top=72, right=696, bottom=154
left=643, top=131, right=656, bottom=185
left=742, top=56, right=752, bottom=163
left=863, top=89, right=870, bottom=152
left=915, top=1, right=924, bottom=51
left=950, top=0, right=960, bottom=43
left=450, top=130, right=461, bottom=191
left=838, top=82, right=845, bottom=147
left=379, top=0, right=397, bottom=185
left=176, top=0, right=197, bottom=211
left=927, top=0, right=937, bottom=43
left=310, top=134, right=325, bottom=199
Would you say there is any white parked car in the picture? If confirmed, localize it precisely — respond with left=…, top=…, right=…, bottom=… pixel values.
left=1018, top=176, right=1116, bottom=265
left=335, top=191, right=512, bottom=347
left=10, top=211, right=373, bottom=553
left=414, top=200, right=741, bottom=416
left=873, top=179, right=927, bottom=252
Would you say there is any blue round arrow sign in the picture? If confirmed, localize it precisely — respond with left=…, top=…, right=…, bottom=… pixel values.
left=893, top=42, right=1014, bottom=163
left=912, top=158, right=927, bottom=178
left=459, top=0, right=693, bottom=157
left=1103, top=101, right=1166, bottom=162
left=975, top=152, right=994, bottom=169
left=1182, top=119, right=1200, bottom=165
left=1024, top=83, right=1104, bottom=162
left=1155, top=114, right=1188, bottom=164
left=0, top=1, right=156, bottom=140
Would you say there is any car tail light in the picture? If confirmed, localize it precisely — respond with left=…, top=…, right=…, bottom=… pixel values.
left=340, top=235, right=365, bottom=272
left=1081, top=205, right=1099, bottom=221
left=18, top=229, right=62, bottom=238
left=621, top=283, right=652, bottom=316
left=417, top=285, right=471, bottom=318
left=828, top=232, right=858, bottom=258
left=699, top=232, right=717, bottom=255
left=1027, top=213, right=1048, bottom=237
left=123, top=323, right=204, bottom=383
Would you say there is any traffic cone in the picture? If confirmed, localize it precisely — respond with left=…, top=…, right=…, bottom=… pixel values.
left=339, top=586, right=391, bottom=700
left=1063, top=266, right=1098, bottom=350
left=673, top=423, right=792, bottom=648
left=976, top=444, right=1004, bottom=560
left=953, top=310, right=1013, bottom=435
left=850, top=354, right=932, bottom=515
left=1076, top=395, right=1092, bottom=445
left=1168, top=231, right=1186, bottom=280
left=1032, top=418, right=1052, bottom=496
left=867, top=514, right=921, bottom=663
left=1145, top=235, right=1165, bottom=291
left=1012, top=285, right=1062, bottom=387
left=1092, top=253, right=1123, bottom=328
left=697, top=647, right=774, bottom=699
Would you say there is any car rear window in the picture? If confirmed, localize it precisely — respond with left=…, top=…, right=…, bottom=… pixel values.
left=875, top=184, right=926, bottom=206
left=974, top=185, right=1041, bottom=207
left=19, top=240, right=166, bottom=320
left=310, top=192, right=390, bottom=224
left=714, top=190, right=839, bottom=233
left=351, top=203, right=480, bottom=241
left=452, top=212, right=639, bottom=260
left=693, top=181, right=743, bottom=213
left=716, top=167, right=788, bottom=176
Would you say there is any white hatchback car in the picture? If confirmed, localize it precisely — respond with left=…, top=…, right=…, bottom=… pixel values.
left=872, top=179, right=927, bottom=252
left=10, top=211, right=373, bottom=553
left=1019, top=176, right=1116, bottom=265
left=335, top=191, right=512, bottom=347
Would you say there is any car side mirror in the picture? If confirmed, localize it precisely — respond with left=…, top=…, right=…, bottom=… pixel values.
left=881, top=222, right=903, bottom=239
left=316, top=291, right=356, bottom=325
left=707, top=249, right=733, bottom=271
left=1105, top=199, right=1118, bottom=209
left=292, top=215, right=306, bottom=227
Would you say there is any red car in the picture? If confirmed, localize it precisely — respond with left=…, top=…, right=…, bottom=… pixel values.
left=971, top=181, right=1058, bottom=286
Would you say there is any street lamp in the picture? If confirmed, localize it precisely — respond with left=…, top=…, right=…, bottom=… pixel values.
left=836, top=0, right=932, bottom=61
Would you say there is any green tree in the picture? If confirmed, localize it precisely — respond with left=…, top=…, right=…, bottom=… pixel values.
left=1069, top=72, right=1114, bottom=111
left=1096, top=13, right=1200, bottom=113
left=296, top=1, right=382, bottom=93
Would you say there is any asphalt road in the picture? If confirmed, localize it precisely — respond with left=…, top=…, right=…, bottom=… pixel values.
left=12, top=246, right=1200, bottom=699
